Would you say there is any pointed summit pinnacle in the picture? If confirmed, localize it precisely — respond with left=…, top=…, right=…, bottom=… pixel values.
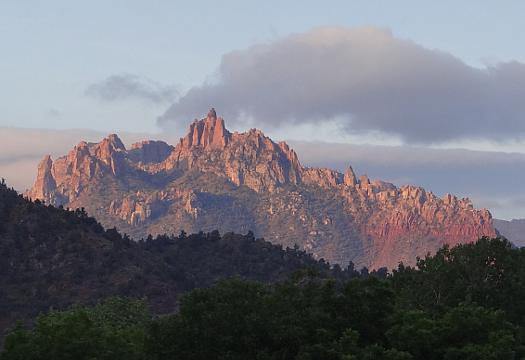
left=207, top=108, right=217, bottom=119
left=344, top=166, right=358, bottom=186
left=181, top=108, right=230, bottom=150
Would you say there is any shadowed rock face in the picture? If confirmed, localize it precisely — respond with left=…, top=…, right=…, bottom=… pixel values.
left=27, top=109, right=496, bottom=269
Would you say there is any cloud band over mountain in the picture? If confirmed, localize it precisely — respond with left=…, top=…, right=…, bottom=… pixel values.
left=159, top=27, right=525, bottom=144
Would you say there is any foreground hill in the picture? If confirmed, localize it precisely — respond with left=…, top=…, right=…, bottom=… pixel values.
left=0, top=181, right=349, bottom=336
left=27, top=109, right=495, bottom=269
left=3, top=237, right=525, bottom=359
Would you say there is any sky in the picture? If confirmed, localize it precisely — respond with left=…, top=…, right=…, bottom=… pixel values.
left=1, top=1, right=524, bottom=219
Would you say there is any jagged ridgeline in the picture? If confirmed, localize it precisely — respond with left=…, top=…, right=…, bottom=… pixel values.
left=27, top=109, right=496, bottom=269
left=0, top=180, right=357, bottom=336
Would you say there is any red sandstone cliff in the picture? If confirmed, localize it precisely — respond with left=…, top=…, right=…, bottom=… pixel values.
left=27, top=109, right=496, bottom=269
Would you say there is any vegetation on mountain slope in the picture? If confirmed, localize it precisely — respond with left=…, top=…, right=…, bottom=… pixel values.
left=0, top=180, right=359, bottom=337
left=3, top=237, right=525, bottom=359
left=3, top=178, right=524, bottom=358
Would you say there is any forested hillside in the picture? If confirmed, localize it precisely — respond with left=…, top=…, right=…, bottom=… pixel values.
left=2, top=237, right=525, bottom=359
left=0, top=181, right=357, bottom=337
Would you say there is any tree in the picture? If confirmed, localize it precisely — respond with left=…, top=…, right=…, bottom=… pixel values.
left=386, top=305, right=521, bottom=360
left=392, top=237, right=525, bottom=324
left=1, top=298, right=149, bottom=360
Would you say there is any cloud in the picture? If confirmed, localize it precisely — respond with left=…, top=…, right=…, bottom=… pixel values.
left=159, top=26, right=525, bottom=144
left=45, top=108, right=61, bottom=118
left=86, top=74, right=178, bottom=104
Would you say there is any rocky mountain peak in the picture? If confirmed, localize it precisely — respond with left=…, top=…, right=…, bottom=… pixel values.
left=26, top=109, right=497, bottom=269
left=93, top=134, right=126, bottom=176
left=27, top=155, right=56, bottom=201
left=207, top=107, right=217, bottom=119
left=180, top=109, right=231, bottom=150
left=129, top=140, right=174, bottom=164
left=166, top=109, right=302, bottom=192
left=40, top=154, right=53, bottom=171
left=105, top=134, right=126, bottom=151
left=344, top=166, right=358, bottom=186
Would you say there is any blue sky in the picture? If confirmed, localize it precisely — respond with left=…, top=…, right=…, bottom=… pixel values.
left=1, top=1, right=525, bottom=133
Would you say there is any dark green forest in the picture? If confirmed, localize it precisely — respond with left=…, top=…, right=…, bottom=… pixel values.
left=0, top=181, right=358, bottom=338
left=3, top=237, right=525, bottom=359
left=2, top=181, right=525, bottom=359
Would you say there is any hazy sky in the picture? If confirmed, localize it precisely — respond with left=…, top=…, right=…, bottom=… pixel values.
left=1, top=1, right=524, bottom=218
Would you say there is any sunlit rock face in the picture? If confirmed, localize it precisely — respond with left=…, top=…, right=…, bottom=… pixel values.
left=27, top=109, right=496, bottom=269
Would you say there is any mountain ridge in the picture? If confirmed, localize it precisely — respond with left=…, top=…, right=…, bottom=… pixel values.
left=27, top=109, right=496, bottom=269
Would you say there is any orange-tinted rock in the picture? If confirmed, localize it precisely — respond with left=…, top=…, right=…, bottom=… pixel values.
left=28, top=155, right=56, bottom=202
left=129, top=140, right=174, bottom=164
left=26, top=109, right=497, bottom=269
left=302, top=168, right=343, bottom=188
left=343, top=166, right=358, bottom=186
left=180, top=111, right=231, bottom=150
left=28, top=134, right=128, bottom=204
left=94, top=134, right=126, bottom=176
left=167, top=112, right=301, bottom=192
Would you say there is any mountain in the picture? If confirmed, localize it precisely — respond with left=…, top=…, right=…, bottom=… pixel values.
left=0, top=181, right=351, bottom=337
left=27, top=108, right=496, bottom=269
left=494, top=218, right=525, bottom=247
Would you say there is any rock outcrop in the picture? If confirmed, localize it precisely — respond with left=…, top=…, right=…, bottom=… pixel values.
left=129, top=140, right=174, bottom=164
left=27, top=155, right=57, bottom=203
left=28, top=133, right=127, bottom=205
left=27, top=109, right=496, bottom=269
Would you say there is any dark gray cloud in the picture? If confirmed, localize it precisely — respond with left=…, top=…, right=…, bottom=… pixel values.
left=86, top=74, right=178, bottom=104
left=159, top=26, right=525, bottom=144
